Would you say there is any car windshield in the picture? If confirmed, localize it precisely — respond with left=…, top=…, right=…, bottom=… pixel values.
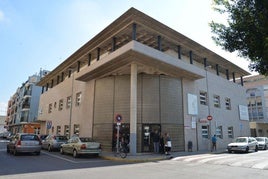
left=21, top=135, right=39, bottom=141
left=235, top=138, right=247, bottom=143
left=256, top=138, right=264, bottom=142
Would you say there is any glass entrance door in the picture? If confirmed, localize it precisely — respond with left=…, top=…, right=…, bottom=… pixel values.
left=142, top=124, right=161, bottom=152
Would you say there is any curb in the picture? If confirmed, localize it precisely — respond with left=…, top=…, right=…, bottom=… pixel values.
left=100, top=149, right=227, bottom=162
left=100, top=155, right=173, bottom=163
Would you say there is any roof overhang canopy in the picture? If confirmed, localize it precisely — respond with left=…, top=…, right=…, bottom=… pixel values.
left=37, top=7, right=250, bottom=86
left=76, top=41, right=204, bottom=81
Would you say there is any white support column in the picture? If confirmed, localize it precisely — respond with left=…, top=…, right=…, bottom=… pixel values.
left=130, top=63, right=137, bottom=155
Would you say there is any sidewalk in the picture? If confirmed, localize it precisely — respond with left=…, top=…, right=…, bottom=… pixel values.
left=100, top=148, right=227, bottom=162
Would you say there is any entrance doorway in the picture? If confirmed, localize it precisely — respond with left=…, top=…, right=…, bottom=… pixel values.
left=142, top=124, right=161, bottom=152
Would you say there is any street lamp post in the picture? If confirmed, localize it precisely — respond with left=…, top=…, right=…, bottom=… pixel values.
left=69, top=68, right=75, bottom=139
left=205, top=65, right=212, bottom=151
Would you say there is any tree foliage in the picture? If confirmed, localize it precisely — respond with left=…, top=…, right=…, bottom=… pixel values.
left=210, top=0, right=268, bottom=75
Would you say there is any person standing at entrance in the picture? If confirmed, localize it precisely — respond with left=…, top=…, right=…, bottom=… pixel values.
left=159, top=133, right=165, bottom=154
left=211, top=134, right=217, bottom=152
left=164, top=132, right=172, bottom=155
left=152, top=130, right=160, bottom=153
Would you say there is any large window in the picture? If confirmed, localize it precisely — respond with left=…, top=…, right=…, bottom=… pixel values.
left=213, top=95, right=220, bottom=108
left=228, top=127, right=233, bottom=138
left=76, top=92, right=82, bottom=106
left=200, top=91, right=207, bottom=105
left=202, top=125, right=209, bottom=138
left=66, top=96, right=71, bottom=109
left=247, top=88, right=264, bottom=121
left=58, top=99, right=63, bottom=111
left=216, top=126, right=222, bottom=139
left=48, top=103, right=52, bottom=113
left=74, top=124, right=80, bottom=136
left=56, top=126, right=61, bottom=135
left=225, top=98, right=231, bottom=110
left=64, top=125, right=69, bottom=137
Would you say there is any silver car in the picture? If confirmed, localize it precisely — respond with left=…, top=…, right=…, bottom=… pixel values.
left=227, top=137, right=258, bottom=153
left=60, top=135, right=101, bottom=158
left=42, top=135, right=68, bottom=152
left=6, top=133, right=42, bottom=155
left=255, top=137, right=268, bottom=150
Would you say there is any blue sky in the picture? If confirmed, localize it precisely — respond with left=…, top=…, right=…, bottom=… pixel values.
left=0, top=0, right=253, bottom=115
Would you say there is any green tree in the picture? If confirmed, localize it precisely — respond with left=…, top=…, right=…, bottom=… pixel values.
left=210, top=0, right=268, bottom=75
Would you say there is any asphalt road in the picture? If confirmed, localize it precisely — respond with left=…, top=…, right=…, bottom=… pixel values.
left=1, top=140, right=268, bottom=178
left=0, top=140, right=130, bottom=176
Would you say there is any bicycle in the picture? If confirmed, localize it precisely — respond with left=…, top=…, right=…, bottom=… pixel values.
left=114, top=142, right=128, bottom=158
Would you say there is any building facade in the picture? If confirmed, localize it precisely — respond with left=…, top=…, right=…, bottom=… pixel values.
left=243, top=75, right=268, bottom=137
left=0, top=115, right=7, bottom=134
left=6, top=69, right=49, bottom=134
left=37, top=8, right=250, bottom=154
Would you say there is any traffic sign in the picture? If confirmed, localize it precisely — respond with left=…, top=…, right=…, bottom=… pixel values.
left=115, top=114, right=122, bottom=122
left=207, top=115, right=213, bottom=121
left=47, top=121, right=52, bottom=129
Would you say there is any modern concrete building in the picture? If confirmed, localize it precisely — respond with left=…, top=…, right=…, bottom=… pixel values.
left=6, top=69, right=49, bottom=134
left=37, top=8, right=250, bottom=154
left=243, top=75, right=268, bottom=137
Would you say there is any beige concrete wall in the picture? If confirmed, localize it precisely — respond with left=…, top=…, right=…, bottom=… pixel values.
left=38, top=72, right=93, bottom=137
left=38, top=68, right=249, bottom=152
left=183, top=70, right=250, bottom=151
left=93, top=74, right=184, bottom=152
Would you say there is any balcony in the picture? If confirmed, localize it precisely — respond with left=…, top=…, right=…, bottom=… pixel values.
left=22, top=102, right=30, bottom=110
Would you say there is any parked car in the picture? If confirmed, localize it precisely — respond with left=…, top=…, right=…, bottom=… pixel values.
left=6, top=133, right=42, bottom=155
left=227, top=137, right=258, bottom=153
left=0, top=131, right=11, bottom=139
left=255, top=137, right=268, bottom=150
left=39, top=134, right=48, bottom=141
left=42, top=135, right=68, bottom=152
left=60, top=135, right=101, bottom=158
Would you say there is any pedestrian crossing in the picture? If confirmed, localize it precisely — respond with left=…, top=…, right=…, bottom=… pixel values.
left=171, top=151, right=268, bottom=170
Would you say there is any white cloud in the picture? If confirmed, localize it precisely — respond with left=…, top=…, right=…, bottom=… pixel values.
left=0, top=102, right=7, bottom=116
left=0, top=10, right=4, bottom=21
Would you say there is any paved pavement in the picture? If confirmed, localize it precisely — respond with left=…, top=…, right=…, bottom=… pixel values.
left=100, top=148, right=227, bottom=162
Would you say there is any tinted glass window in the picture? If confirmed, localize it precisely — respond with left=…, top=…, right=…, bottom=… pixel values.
left=21, top=135, right=39, bottom=141
left=56, top=136, right=68, bottom=141
left=80, top=138, right=94, bottom=142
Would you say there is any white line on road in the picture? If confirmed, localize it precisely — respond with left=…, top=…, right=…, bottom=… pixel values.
left=42, top=151, right=103, bottom=164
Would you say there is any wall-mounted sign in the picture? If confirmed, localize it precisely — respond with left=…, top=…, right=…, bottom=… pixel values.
left=187, top=93, right=198, bottom=115
left=239, top=105, right=249, bottom=121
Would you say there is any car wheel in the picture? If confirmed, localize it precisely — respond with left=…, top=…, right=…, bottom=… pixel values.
left=73, top=149, right=78, bottom=158
left=13, top=149, right=18, bottom=156
left=264, top=145, right=267, bottom=150
left=228, top=149, right=232, bottom=153
left=245, top=146, right=249, bottom=153
left=36, top=151, right=40, bottom=155
left=60, top=147, right=64, bottom=154
left=48, top=145, right=52, bottom=152
left=255, top=145, right=258, bottom=152
left=6, top=146, right=10, bottom=153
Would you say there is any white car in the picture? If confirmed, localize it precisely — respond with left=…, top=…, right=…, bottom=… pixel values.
left=227, top=137, right=258, bottom=153
left=255, top=137, right=268, bottom=150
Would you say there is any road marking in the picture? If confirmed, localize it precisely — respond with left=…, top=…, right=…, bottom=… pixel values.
left=42, top=151, right=103, bottom=163
left=251, top=161, right=268, bottom=169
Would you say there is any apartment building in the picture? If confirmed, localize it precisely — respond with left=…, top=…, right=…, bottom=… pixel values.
left=243, top=75, right=268, bottom=137
left=37, top=8, right=250, bottom=154
left=6, top=69, right=49, bottom=134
